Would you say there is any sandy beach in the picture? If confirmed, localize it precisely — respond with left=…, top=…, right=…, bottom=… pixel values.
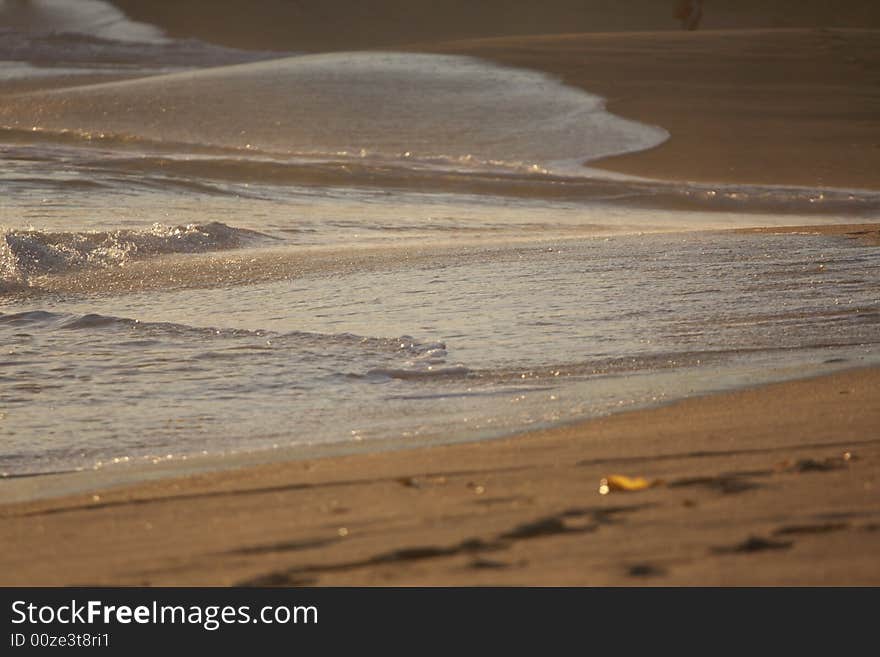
left=2, top=366, right=878, bottom=586
left=1, top=2, right=878, bottom=587
left=430, top=29, right=880, bottom=189
left=108, top=1, right=880, bottom=189
left=110, top=0, right=880, bottom=51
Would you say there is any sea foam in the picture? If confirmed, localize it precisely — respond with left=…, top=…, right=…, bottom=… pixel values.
left=0, top=221, right=265, bottom=283
left=0, top=52, right=668, bottom=176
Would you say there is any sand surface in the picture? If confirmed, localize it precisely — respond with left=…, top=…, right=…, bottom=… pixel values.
left=2, top=366, right=878, bottom=586
left=427, top=29, right=880, bottom=189
left=110, top=1, right=880, bottom=51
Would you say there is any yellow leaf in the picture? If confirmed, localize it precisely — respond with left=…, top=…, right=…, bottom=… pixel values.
left=599, top=474, right=657, bottom=495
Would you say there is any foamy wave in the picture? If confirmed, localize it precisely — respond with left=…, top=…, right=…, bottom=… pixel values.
left=0, top=52, right=668, bottom=176
left=0, top=221, right=267, bottom=283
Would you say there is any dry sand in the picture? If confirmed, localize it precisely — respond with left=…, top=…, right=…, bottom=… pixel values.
left=2, top=366, right=878, bottom=586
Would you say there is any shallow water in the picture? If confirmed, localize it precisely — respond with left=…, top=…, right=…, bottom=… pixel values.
left=2, top=230, right=878, bottom=478
left=0, top=2, right=878, bottom=486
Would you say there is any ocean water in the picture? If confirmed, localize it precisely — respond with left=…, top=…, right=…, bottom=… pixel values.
left=1, top=2, right=879, bottom=488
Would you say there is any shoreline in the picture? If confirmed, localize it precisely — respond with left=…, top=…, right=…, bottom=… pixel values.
left=1, top=355, right=874, bottom=506
left=6, top=26, right=880, bottom=192
left=100, top=2, right=880, bottom=190
left=2, top=364, right=879, bottom=585
left=425, top=29, right=880, bottom=190
left=2, top=222, right=878, bottom=504
left=3, top=4, right=878, bottom=586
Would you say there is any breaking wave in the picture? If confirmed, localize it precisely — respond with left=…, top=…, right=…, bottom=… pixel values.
left=0, top=221, right=269, bottom=285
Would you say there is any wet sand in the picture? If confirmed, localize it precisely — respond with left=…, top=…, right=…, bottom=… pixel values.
left=427, top=29, right=880, bottom=190
left=110, top=1, right=880, bottom=51
left=1, top=366, right=878, bottom=586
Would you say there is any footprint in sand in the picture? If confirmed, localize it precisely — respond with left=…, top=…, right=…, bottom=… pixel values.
left=712, top=536, right=793, bottom=555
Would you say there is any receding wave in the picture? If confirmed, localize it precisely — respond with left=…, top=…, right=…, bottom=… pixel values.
left=4, top=125, right=879, bottom=216
left=6, top=308, right=871, bottom=388
left=63, top=152, right=880, bottom=214
left=364, top=340, right=880, bottom=386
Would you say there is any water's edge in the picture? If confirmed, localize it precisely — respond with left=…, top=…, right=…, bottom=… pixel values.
left=2, top=361, right=874, bottom=505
